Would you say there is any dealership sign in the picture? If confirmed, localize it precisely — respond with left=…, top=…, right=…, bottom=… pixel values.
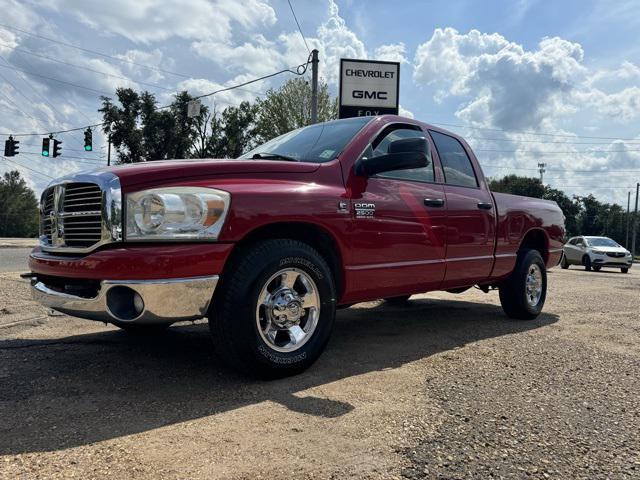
left=339, top=59, right=400, bottom=119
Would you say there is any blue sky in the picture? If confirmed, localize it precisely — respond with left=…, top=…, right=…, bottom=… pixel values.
left=1, top=0, right=639, bottom=205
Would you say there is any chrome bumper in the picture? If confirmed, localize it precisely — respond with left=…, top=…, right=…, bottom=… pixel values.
left=31, top=276, right=218, bottom=324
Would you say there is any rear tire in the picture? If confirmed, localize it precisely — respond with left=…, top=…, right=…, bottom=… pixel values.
left=385, top=295, right=411, bottom=305
left=499, top=249, right=547, bottom=320
left=209, top=239, right=336, bottom=378
left=621, top=267, right=629, bottom=274
left=583, top=255, right=592, bottom=271
left=560, top=254, right=569, bottom=269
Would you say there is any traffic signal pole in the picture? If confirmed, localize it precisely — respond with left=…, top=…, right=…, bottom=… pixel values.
left=632, top=183, right=639, bottom=259
left=310, top=49, right=319, bottom=124
left=107, top=135, right=111, bottom=167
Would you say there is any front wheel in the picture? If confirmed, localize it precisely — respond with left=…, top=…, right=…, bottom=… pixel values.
left=621, top=267, right=629, bottom=274
left=593, top=265, right=602, bottom=272
left=209, top=239, right=336, bottom=378
left=499, top=249, right=547, bottom=320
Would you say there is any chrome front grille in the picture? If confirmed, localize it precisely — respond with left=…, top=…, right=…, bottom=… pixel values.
left=39, top=172, right=123, bottom=253
left=41, top=189, right=55, bottom=243
left=606, top=252, right=625, bottom=258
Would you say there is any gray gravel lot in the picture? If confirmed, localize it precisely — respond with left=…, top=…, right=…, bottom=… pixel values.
left=0, top=258, right=638, bottom=479
left=0, top=248, right=31, bottom=273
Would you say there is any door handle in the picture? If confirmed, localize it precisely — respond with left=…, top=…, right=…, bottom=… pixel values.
left=477, top=202, right=493, bottom=210
left=424, top=198, right=445, bottom=207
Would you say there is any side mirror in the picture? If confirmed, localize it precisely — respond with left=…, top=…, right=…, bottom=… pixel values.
left=354, top=137, right=429, bottom=177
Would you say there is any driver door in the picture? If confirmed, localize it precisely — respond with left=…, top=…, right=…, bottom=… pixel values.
left=346, top=124, right=447, bottom=301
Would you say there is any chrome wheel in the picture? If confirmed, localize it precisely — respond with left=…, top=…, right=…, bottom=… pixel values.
left=525, top=264, right=543, bottom=307
left=256, top=268, right=320, bottom=353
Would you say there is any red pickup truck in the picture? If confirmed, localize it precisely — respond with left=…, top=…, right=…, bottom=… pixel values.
left=29, top=115, right=565, bottom=377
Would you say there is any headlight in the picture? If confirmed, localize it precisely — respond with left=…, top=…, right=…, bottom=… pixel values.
left=125, top=187, right=230, bottom=240
left=591, top=249, right=605, bottom=255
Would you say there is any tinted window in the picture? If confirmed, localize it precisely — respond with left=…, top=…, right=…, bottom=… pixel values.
left=587, top=237, right=619, bottom=247
left=568, top=238, right=578, bottom=245
left=241, top=116, right=372, bottom=163
left=366, top=127, right=434, bottom=183
left=430, top=130, right=478, bottom=187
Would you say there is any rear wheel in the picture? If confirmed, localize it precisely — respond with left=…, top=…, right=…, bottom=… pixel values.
left=499, top=249, right=547, bottom=320
left=583, top=255, right=592, bottom=271
left=209, top=239, right=336, bottom=378
left=621, top=267, right=629, bottom=274
left=560, top=254, right=569, bottom=269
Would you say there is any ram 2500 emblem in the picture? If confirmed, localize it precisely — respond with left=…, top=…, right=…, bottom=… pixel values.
left=354, top=202, right=376, bottom=218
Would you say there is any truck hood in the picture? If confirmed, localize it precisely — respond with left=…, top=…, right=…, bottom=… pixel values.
left=104, top=158, right=321, bottom=187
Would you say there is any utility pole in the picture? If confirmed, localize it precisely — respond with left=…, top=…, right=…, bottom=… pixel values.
left=107, top=135, right=111, bottom=167
left=538, top=162, right=546, bottom=184
left=626, top=191, right=631, bottom=249
left=310, top=49, right=319, bottom=125
left=632, top=183, right=639, bottom=259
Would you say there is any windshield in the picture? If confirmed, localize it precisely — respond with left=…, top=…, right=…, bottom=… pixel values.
left=587, top=237, right=619, bottom=247
left=240, top=116, right=372, bottom=163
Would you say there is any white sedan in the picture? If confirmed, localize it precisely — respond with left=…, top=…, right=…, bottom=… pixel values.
left=561, top=236, right=633, bottom=273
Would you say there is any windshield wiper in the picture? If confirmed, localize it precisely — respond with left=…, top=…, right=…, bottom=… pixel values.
left=252, top=152, right=299, bottom=162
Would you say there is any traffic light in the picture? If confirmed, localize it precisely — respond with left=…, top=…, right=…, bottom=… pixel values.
left=53, top=139, right=62, bottom=158
left=42, top=137, right=50, bottom=157
left=3, top=136, right=19, bottom=157
left=84, top=128, right=92, bottom=151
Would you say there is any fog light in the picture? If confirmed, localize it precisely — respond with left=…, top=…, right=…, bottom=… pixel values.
left=106, top=286, right=145, bottom=321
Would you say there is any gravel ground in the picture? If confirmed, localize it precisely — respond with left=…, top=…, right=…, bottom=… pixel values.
left=0, top=258, right=638, bottom=479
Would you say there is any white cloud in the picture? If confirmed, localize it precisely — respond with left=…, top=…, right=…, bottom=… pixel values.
left=414, top=28, right=586, bottom=130
left=46, top=0, right=276, bottom=44
left=374, top=43, right=408, bottom=64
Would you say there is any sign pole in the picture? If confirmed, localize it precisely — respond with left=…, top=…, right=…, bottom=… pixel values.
left=632, top=183, right=639, bottom=258
left=311, top=49, right=319, bottom=124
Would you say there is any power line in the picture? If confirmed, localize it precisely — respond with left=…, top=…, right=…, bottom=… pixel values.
left=0, top=63, right=113, bottom=96
left=467, top=136, right=640, bottom=146
left=1, top=42, right=174, bottom=92
left=476, top=148, right=640, bottom=154
left=432, top=121, right=640, bottom=142
left=0, top=23, right=190, bottom=79
left=1, top=155, right=54, bottom=179
left=287, top=0, right=311, bottom=54
left=0, top=55, right=311, bottom=137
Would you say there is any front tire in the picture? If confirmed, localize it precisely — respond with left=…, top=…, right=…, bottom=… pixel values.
left=593, top=265, right=602, bottom=272
left=499, top=249, right=547, bottom=320
left=209, top=239, right=336, bottom=378
left=621, top=267, right=629, bottom=274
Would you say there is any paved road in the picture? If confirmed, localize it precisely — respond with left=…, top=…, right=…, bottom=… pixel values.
left=0, top=248, right=31, bottom=273
left=0, top=267, right=638, bottom=479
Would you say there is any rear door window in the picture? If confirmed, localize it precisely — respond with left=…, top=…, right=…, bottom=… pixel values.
left=429, top=130, right=478, bottom=188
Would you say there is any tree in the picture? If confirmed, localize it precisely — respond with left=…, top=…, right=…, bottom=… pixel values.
left=0, top=170, right=39, bottom=237
left=543, top=187, right=580, bottom=237
left=488, top=175, right=546, bottom=198
left=255, top=77, right=338, bottom=142
left=218, top=101, right=258, bottom=158
left=99, top=89, right=209, bottom=163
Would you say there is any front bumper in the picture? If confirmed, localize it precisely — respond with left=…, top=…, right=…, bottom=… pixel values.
left=591, top=255, right=633, bottom=268
left=32, top=275, right=218, bottom=324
